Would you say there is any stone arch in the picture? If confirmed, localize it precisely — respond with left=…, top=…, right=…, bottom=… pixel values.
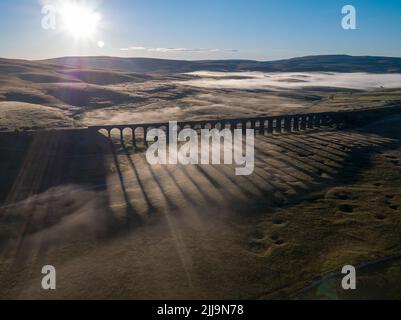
left=233, top=122, right=241, bottom=130
left=121, top=127, right=132, bottom=147
left=183, top=123, right=192, bottom=130
left=266, top=118, right=273, bottom=134
left=292, top=116, right=300, bottom=131
left=322, top=114, right=330, bottom=127
left=98, top=128, right=109, bottom=139
left=193, top=123, right=202, bottom=134
left=300, top=115, right=307, bottom=130
left=289, top=117, right=295, bottom=132
left=315, top=114, right=322, bottom=127
left=109, top=128, right=121, bottom=145
left=284, top=116, right=292, bottom=132
left=224, top=122, right=232, bottom=130
left=134, top=126, right=145, bottom=147
left=258, top=119, right=266, bottom=135
left=272, top=118, right=277, bottom=133
left=307, top=115, right=314, bottom=129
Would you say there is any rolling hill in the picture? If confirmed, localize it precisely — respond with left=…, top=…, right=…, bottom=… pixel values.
left=41, top=55, right=401, bottom=74
left=1, top=54, right=401, bottom=131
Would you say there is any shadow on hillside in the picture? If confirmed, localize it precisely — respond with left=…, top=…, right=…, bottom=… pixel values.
left=108, top=127, right=397, bottom=220
left=1, top=112, right=400, bottom=266
left=0, top=129, right=117, bottom=264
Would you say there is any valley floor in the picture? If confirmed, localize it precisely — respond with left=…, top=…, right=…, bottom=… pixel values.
left=1, top=117, right=401, bottom=299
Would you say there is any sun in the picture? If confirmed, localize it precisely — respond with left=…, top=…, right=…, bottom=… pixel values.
left=59, top=3, right=101, bottom=39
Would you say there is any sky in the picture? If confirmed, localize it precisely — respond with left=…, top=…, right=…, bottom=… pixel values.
left=0, top=0, right=400, bottom=61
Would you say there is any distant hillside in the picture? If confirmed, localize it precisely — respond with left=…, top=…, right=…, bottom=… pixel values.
left=40, top=55, right=401, bottom=74
left=261, top=55, right=401, bottom=73
left=2, top=54, right=401, bottom=131
left=0, top=57, right=154, bottom=85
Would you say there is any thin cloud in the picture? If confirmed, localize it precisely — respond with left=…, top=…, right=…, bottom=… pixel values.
left=120, top=46, right=147, bottom=51
left=120, top=46, right=238, bottom=53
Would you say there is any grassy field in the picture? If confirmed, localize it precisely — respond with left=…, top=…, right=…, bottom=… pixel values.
left=2, top=58, right=401, bottom=131
left=0, top=115, right=400, bottom=299
left=1, top=57, right=401, bottom=299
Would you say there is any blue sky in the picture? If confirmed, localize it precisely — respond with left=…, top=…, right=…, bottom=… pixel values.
left=0, top=0, right=400, bottom=60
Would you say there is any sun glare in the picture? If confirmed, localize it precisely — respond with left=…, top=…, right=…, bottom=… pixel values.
left=59, top=3, right=101, bottom=39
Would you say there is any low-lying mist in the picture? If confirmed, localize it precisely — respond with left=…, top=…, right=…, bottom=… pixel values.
left=180, top=72, right=401, bottom=91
